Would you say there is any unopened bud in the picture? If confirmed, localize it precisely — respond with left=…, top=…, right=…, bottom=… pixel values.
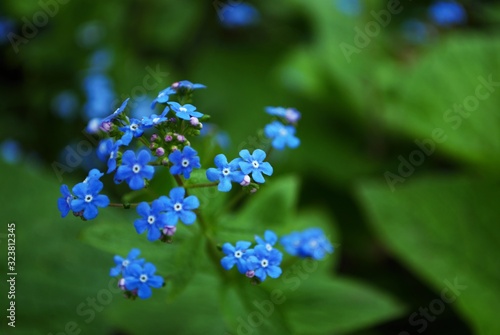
left=240, top=175, right=251, bottom=186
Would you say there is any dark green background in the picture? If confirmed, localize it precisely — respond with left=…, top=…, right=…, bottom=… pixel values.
left=1, top=0, right=499, bottom=334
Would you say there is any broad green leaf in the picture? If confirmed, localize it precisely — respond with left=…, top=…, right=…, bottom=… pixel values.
left=357, top=176, right=500, bottom=335
left=381, top=35, right=500, bottom=169
left=281, top=276, right=404, bottom=334
left=0, top=162, right=114, bottom=334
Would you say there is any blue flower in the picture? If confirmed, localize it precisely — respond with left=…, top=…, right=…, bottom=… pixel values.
left=280, top=228, right=334, bottom=260
left=238, top=149, right=273, bottom=183
left=255, top=230, right=278, bottom=251
left=124, top=262, right=164, bottom=299
left=97, top=139, right=123, bottom=173
left=167, top=102, right=204, bottom=121
left=70, top=179, right=110, bottom=220
left=265, top=106, right=301, bottom=124
left=52, top=91, right=78, bottom=119
left=206, top=154, right=245, bottom=192
left=82, top=73, right=116, bottom=119
left=220, top=241, right=253, bottom=274
left=84, top=169, right=104, bottom=183
left=168, top=146, right=201, bottom=179
left=264, top=121, right=300, bottom=150
left=151, top=89, right=170, bottom=109
left=219, top=3, right=259, bottom=28
left=119, top=118, right=144, bottom=145
left=247, top=245, right=283, bottom=281
left=110, top=248, right=144, bottom=277
left=428, top=1, right=466, bottom=27
left=160, top=187, right=199, bottom=225
left=151, top=81, right=206, bottom=108
left=116, top=149, right=155, bottom=190
left=102, top=98, right=130, bottom=124
left=134, top=199, right=169, bottom=241
left=141, top=107, right=169, bottom=128
left=57, top=184, right=73, bottom=218
left=0, top=139, right=22, bottom=164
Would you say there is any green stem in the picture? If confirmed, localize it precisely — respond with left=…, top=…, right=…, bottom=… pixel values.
left=185, top=182, right=218, bottom=189
left=108, top=202, right=139, bottom=208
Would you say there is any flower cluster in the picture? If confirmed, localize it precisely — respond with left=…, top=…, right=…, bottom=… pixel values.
left=264, top=106, right=301, bottom=150
left=57, top=78, right=325, bottom=300
left=220, top=229, right=333, bottom=282
left=109, top=248, right=164, bottom=300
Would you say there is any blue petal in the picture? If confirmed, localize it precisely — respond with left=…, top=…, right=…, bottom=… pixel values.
left=57, top=198, right=70, bottom=217
left=264, top=230, right=278, bottom=245
left=253, top=149, right=266, bottom=162
left=260, top=162, right=273, bottom=176
left=183, top=195, right=200, bottom=210
left=252, top=170, right=265, bottom=183
left=148, top=275, right=164, bottom=288
left=83, top=204, right=98, bottom=220
left=146, top=226, right=161, bottom=241
left=121, top=131, right=133, bottom=146
left=136, top=202, right=150, bottom=218
left=239, top=149, right=251, bottom=161
left=218, top=178, right=232, bottom=192
left=93, top=194, right=109, bottom=207
left=179, top=210, right=196, bottom=225
left=127, top=248, right=141, bottom=259
left=70, top=199, right=85, bottom=212
left=165, top=211, right=179, bottom=225
left=235, top=241, right=252, bottom=250
left=222, top=242, right=235, bottom=254
left=137, top=284, right=152, bottom=299
left=137, top=150, right=152, bottom=165
left=124, top=277, right=140, bottom=290
left=141, top=165, right=155, bottom=180
left=143, top=262, right=157, bottom=275
left=72, top=182, right=87, bottom=198
left=287, top=136, right=300, bottom=148
left=255, top=268, right=267, bottom=281
left=266, top=266, right=282, bottom=278
left=128, top=175, right=145, bottom=190
left=134, top=219, right=148, bottom=234
left=214, top=154, right=228, bottom=168
left=221, top=256, right=235, bottom=270
left=206, top=168, right=220, bottom=182
left=239, top=161, right=253, bottom=174
left=109, top=266, right=121, bottom=277
left=169, top=187, right=185, bottom=202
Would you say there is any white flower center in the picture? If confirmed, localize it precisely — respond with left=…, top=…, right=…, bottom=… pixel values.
left=234, top=250, right=243, bottom=258
left=309, top=240, right=318, bottom=248
left=85, top=195, right=93, bottom=203
left=139, top=274, right=148, bottom=283
left=174, top=203, right=183, bottom=212
left=122, top=260, right=130, bottom=267
left=132, top=164, right=141, bottom=173
left=181, top=159, right=190, bottom=167
left=147, top=215, right=155, bottom=224
left=110, top=151, right=115, bottom=159
left=130, top=124, right=138, bottom=131
left=153, top=117, right=160, bottom=123
left=222, top=168, right=230, bottom=176
left=265, top=243, right=273, bottom=251
left=279, top=128, right=288, bottom=136
left=252, top=160, right=259, bottom=168
left=179, top=107, right=187, bottom=113
left=261, top=259, right=269, bottom=268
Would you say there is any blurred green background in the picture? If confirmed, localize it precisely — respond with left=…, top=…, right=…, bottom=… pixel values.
left=1, top=0, right=500, bottom=334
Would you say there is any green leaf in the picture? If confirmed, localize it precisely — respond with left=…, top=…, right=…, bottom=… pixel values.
left=81, top=213, right=204, bottom=301
left=282, top=276, right=404, bottom=334
left=357, top=176, right=500, bottom=335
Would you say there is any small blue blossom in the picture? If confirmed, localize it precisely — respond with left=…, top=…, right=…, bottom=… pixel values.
left=90, top=49, right=113, bottom=71
left=221, top=241, right=253, bottom=274
left=168, top=146, right=201, bottom=179
left=82, top=73, right=116, bottom=119
left=84, top=169, right=104, bottom=182
left=160, top=187, right=200, bottom=225
left=124, top=262, right=164, bottom=299
left=97, top=139, right=123, bottom=173
left=70, top=179, right=110, bottom=220
left=206, top=154, right=245, bottom=192
left=57, top=184, right=73, bottom=218
left=428, top=1, right=466, bottom=27
left=151, top=89, right=170, bottom=109
left=115, top=149, right=155, bottom=190
left=0, top=139, right=22, bottom=164
left=247, top=245, right=283, bottom=281
left=255, top=230, right=278, bottom=251
left=134, top=199, right=169, bottom=241
left=219, top=3, right=259, bottom=28
left=110, top=248, right=144, bottom=277
left=335, top=0, right=362, bottom=16
left=102, top=98, right=130, bottom=124
left=167, top=102, right=204, bottom=121
left=265, top=106, right=301, bottom=124
left=280, top=228, right=334, bottom=260
left=119, top=118, right=144, bottom=145
left=141, top=107, right=169, bottom=128
left=238, top=149, right=273, bottom=183
left=151, top=81, right=206, bottom=108
left=264, top=121, right=300, bottom=150
left=52, top=91, right=79, bottom=119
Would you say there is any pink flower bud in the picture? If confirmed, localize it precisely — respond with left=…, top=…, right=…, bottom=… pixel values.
left=240, top=175, right=251, bottom=186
